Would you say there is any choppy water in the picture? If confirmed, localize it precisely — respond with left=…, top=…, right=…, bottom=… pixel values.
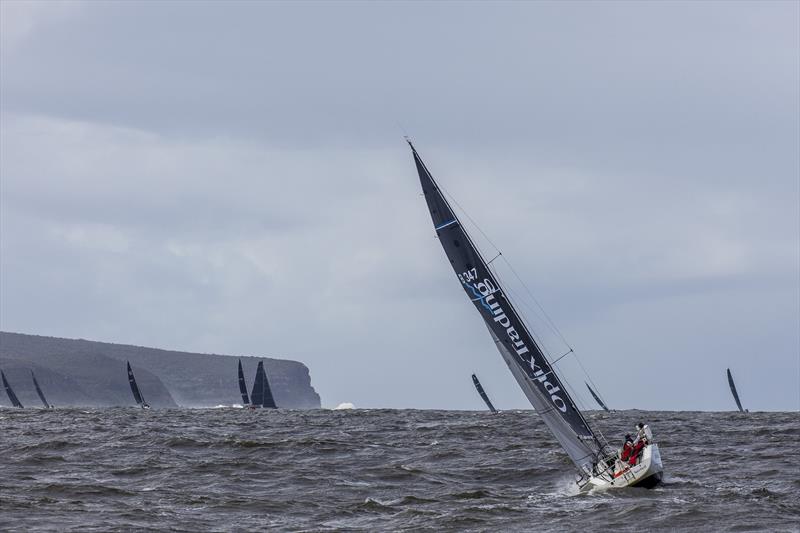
left=0, top=409, right=798, bottom=531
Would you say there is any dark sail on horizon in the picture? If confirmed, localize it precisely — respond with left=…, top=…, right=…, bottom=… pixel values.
left=585, top=382, right=610, bottom=412
left=127, top=361, right=149, bottom=408
left=250, top=361, right=277, bottom=409
left=410, top=141, right=606, bottom=473
left=727, top=368, right=745, bottom=413
left=31, top=370, right=52, bottom=409
left=2, top=370, right=24, bottom=408
left=471, top=374, right=498, bottom=413
left=238, top=360, right=250, bottom=406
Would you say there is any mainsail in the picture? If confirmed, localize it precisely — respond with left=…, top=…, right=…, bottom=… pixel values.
left=727, top=368, right=745, bottom=413
left=238, top=359, right=251, bottom=406
left=250, top=361, right=277, bottom=409
left=410, top=142, right=606, bottom=473
left=471, top=374, right=498, bottom=413
left=585, top=382, right=610, bottom=412
left=127, top=361, right=149, bottom=408
left=31, top=370, right=51, bottom=409
left=1, top=370, right=24, bottom=408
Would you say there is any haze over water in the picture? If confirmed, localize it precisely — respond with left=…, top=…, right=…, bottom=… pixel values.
left=1, top=408, right=797, bottom=531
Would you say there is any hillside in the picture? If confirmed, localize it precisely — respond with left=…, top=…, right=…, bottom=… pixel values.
left=0, top=332, right=320, bottom=408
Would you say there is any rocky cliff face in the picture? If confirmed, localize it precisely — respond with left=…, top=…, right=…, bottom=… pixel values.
left=0, top=332, right=320, bottom=408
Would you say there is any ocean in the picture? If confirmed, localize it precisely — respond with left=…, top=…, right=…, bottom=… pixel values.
left=1, top=408, right=797, bottom=531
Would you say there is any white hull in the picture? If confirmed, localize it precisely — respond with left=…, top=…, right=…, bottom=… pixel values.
left=579, top=443, right=663, bottom=491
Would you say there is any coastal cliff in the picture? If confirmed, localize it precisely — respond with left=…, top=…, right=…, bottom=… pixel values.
left=0, top=332, right=320, bottom=408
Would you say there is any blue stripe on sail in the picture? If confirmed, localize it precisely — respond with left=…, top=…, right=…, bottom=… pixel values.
left=464, top=282, right=492, bottom=312
left=435, top=219, right=457, bottom=231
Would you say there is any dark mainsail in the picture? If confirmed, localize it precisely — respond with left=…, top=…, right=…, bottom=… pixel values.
left=31, top=370, right=52, bottom=409
left=250, top=361, right=277, bottom=409
left=2, top=370, right=24, bottom=408
left=238, top=359, right=250, bottom=406
left=471, top=374, right=498, bottom=413
left=727, top=368, right=745, bottom=413
left=127, top=361, right=149, bottom=408
left=585, top=382, right=610, bottom=412
left=410, top=142, right=606, bottom=473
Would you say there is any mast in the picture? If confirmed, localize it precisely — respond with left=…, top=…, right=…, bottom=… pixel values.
left=585, top=382, right=610, bottom=412
left=409, top=141, right=607, bottom=472
left=727, top=368, right=745, bottom=413
left=471, top=374, right=498, bottom=413
left=31, top=370, right=52, bottom=409
left=238, top=360, right=251, bottom=406
left=250, top=361, right=277, bottom=409
left=2, top=370, right=24, bottom=408
left=127, top=361, right=148, bottom=408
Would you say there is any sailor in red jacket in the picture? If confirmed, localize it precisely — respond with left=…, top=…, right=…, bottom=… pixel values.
left=620, top=434, right=634, bottom=462
left=629, top=422, right=649, bottom=465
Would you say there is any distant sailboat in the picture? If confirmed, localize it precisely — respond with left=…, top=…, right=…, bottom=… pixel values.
left=409, top=141, right=662, bottom=489
left=727, top=368, right=747, bottom=413
left=238, top=359, right=250, bottom=406
left=471, top=374, right=498, bottom=413
left=250, top=361, right=277, bottom=409
left=1, top=370, right=24, bottom=408
left=127, top=361, right=150, bottom=409
left=31, top=370, right=52, bottom=409
left=585, top=382, right=610, bottom=412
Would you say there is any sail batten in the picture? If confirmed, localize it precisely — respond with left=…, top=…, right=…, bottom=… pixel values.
left=31, top=371, right=51, bottom=409
left=727, top=368, right=745, bottom=413
left=410, top=142, right=605, bottom=472
left=238, top=360, right=250, bottom=405
left=2, top=370, right=24, bottom=408
left=471, top=374, right=498, bottom=413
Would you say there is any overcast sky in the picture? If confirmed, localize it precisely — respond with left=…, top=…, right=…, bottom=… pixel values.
left=1, top=1, right=797, bottom=411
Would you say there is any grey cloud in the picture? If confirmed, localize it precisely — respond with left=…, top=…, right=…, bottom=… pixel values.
left=1, top=1, right=797, bottom=410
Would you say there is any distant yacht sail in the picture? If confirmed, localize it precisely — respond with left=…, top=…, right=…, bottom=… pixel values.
left=409, top=141, right=663, bottom=490
left=238, top=359, right=250, bottom=406
left=1, top=370, right=24, bottom=408
left=727, top=368, right=746, bottom=413
left=127, top=361, right=150, bottom=409
left=471, top=374, right=498, bottom=413
left=585, top=382, right=610, bottom=412
left=31, top=370, right=52, bottom=409
left=250, top=361, right=277, bottom=409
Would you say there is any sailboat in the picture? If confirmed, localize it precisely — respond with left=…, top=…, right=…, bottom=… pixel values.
left=727, top=368, right=747, bottom=413
left=409, top=141, right=662, bottom=489
left=586, top=382, right=610, bottom=412
left=127, top=361, right=150, bottom=409
left=1, top=370, right=24, bottom=408
left=238, top=359, right=251, bottom=407
left=250, top=361, right=277, bottom=409
left=31, top=370, right=53, bottom=409
left=471, top=373, right=498, bottom=413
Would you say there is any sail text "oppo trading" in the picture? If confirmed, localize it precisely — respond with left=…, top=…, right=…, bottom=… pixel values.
left=474, top=278, right=568, bottom=413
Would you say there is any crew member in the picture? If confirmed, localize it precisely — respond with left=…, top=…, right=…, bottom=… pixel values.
left=620, top=434, right=634, bottom=462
